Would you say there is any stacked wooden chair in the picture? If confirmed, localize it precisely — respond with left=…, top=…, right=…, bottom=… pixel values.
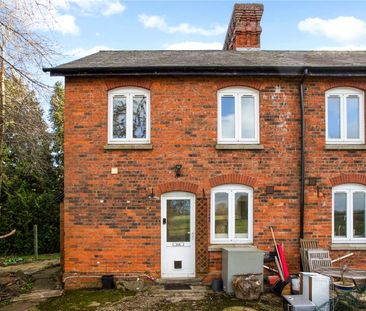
left=300, top=239, right=353, bottom=272
left=307, top=249, right=332, bottom=272
left=300, top=239, right=319, bottom=272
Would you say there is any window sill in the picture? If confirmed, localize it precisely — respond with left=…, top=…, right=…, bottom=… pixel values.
left=325, top=144, right=366, bottom=150
left=104, top=144, right=153, bottom=150
left=208, top=244, right=254, bottom=252
left=331, top=243, right=366, bottom=251
left=216, top=144, right=264, bottom=150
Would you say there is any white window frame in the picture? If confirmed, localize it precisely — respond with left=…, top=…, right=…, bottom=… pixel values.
left=332, top=183, right=366, bottom=244
left=108, top=87, right=150, bottom=144
left=217, top=87, right=260, bottom=144
left=325, top=87, right=364, bottom=144
left=210, top=184, right=253, bottom=244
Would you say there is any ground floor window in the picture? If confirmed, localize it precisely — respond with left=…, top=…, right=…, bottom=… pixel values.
left=210, top=184, right=253, bottom=244
left=333, top=184, right=366, bottom=243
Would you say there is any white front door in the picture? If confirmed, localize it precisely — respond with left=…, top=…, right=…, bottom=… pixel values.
left=161, top=192, right=195, bottom=278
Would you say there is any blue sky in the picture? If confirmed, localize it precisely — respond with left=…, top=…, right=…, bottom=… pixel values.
left=34, top=0, right=366, bottom=84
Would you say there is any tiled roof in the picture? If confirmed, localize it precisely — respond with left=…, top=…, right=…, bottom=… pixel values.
left=45, top=50, right=366, bottom=76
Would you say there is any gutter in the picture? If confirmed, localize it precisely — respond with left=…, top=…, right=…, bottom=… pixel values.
left=43, top=66, right=366, bottom=77
left=299, top=68, right=308, bottom=241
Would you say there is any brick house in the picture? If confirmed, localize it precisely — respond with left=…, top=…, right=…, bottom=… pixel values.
left=45, top=4, right=366, bottom=289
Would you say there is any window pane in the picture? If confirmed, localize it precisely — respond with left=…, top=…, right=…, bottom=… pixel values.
left=334, top=192, right=347, bottom=237
left=113, top=95, right=126, bottom=139
left=353, top=192, right=366, bottom=238
left=215, top=192, right=228, bottom=239
left=346, top=96, right=360, bottom=139
left=133, top=95, right=147, bottom=139
left=241, top=96, right=255, bottom=139
left=235, top=192, right=248, bottom=238
left=327, top=96, right=341, bottom=139
left=221, top=96, right=235, bottom=139
left=167, top=199, right=190, bottom=242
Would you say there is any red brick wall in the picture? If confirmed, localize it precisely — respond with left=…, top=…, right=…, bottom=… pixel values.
left=63, top=75, right=366, bottom=288
left=304, top=78, right=366, bottom=269
left=60, top=201, right=64, bottom=269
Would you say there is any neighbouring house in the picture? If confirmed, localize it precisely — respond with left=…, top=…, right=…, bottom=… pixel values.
left=45, top=3, right=366, bottom=289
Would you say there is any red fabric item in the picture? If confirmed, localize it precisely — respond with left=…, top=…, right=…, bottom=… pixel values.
left=277, top=244, right=289, bottom=279
left=268, top=275, right=280, bottom=286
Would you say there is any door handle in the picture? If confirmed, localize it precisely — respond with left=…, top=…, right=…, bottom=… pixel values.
left=162, top=218, right=167, bottom=225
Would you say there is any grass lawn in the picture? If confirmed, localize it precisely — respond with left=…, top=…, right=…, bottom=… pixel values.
left=37, top=289, right=135, bottom=311
left=0, top=253, right=59, bottom=266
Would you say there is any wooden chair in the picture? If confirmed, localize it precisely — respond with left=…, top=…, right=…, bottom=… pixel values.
left=300, top=239, right=319, bottom=272
left=307, top=249, right=332, bottom=272
left=309, top=258, right=332, bottom=272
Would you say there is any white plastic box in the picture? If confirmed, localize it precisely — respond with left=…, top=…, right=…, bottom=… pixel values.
left=300, top=272, right=330, bottom=311
left=283, top=295, right=316, bottom=311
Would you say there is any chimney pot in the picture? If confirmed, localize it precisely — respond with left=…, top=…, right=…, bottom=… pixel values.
left=223, top=3, right=264, bottom=51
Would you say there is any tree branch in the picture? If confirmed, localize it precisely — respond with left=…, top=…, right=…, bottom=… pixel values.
left=0, top=229, right=16, bottom=239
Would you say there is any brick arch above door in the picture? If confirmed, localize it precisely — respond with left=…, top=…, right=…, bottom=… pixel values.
left=157, top=181, right=199, bottom=196
left=209, top=173, right=256, bottom=188
left=329, top=173, right=366, bottom=187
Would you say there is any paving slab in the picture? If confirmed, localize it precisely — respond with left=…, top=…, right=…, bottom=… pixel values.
left=11, top=289, right=63, bottom=302
left=0, top=259, right=60, bottom=275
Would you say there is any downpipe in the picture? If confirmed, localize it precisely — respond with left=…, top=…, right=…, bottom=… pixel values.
left=299, top=68, right=308, bottom=241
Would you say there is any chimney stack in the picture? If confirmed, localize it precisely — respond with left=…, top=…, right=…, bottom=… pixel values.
left=223, top=3, right=264, bottom=51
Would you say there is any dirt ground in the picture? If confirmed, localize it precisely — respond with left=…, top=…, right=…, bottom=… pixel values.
left=97, top=286, right=283, bottom=311
left=0, top=260, right=61, bottom=311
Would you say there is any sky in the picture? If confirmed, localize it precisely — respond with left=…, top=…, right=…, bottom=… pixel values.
left=29, top=0, right=366, bottom=86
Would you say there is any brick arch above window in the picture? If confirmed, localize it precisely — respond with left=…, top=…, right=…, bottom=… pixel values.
left=157, top=181, right=199, bottom=195
left=105, top=80, right=152, bottom=91
left=322, top=84, right=365, bottom=93
left=209, top=174, right=256, bottom=188
left=216, top=82, right=262, bottom=92
left=329, top=174, right=366, bottom=187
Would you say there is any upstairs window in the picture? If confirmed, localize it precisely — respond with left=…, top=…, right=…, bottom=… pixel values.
left=108, top=87, right=150, bottom=144
left=333, top=184, right=366, bottom=243
left=210, top=184, right=253, bottom=244
left=217, top=87, right=259, bottom=144
left=326, top=88, right=364, bottom=144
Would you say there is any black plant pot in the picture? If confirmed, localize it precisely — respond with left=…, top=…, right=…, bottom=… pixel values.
left=212, top=278, right=223, bottom=292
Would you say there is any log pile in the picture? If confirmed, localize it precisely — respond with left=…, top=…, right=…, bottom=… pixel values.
left=0, top=270, right=31, bottom=302
left=232, top=273, right=262, bottom=300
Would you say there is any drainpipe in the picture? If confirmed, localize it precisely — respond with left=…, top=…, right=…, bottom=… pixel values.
left=299, top=68, right=308, bottom=240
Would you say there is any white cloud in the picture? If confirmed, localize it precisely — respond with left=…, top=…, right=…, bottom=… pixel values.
left=298, top=16, right=366, bottom=44
left=47, top=14, right=79, bottom=35
left=15, top=0, right=125, bottom=35
left=164, top=41, right=222, bottom=50
left=102, top=1, right=126, bottom=16
left=14, top=1, right=79, bottom=35
left=66, top=45, right=112, bottom=58
left=67, top=0, right=126, bottom=16
left=138, top=14, right=226, bottom=36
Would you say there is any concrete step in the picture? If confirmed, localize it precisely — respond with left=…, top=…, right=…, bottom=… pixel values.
left=156, top=278, right=203, bottom=285
left=11, top=289, right=63, bottom=302
left=156, top=285, right=209, bottom=293
left=146, top=285, right=210, bottom=302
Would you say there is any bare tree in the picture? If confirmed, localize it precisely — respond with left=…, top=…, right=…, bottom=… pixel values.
left=0, top=0, right=57, bottom=197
